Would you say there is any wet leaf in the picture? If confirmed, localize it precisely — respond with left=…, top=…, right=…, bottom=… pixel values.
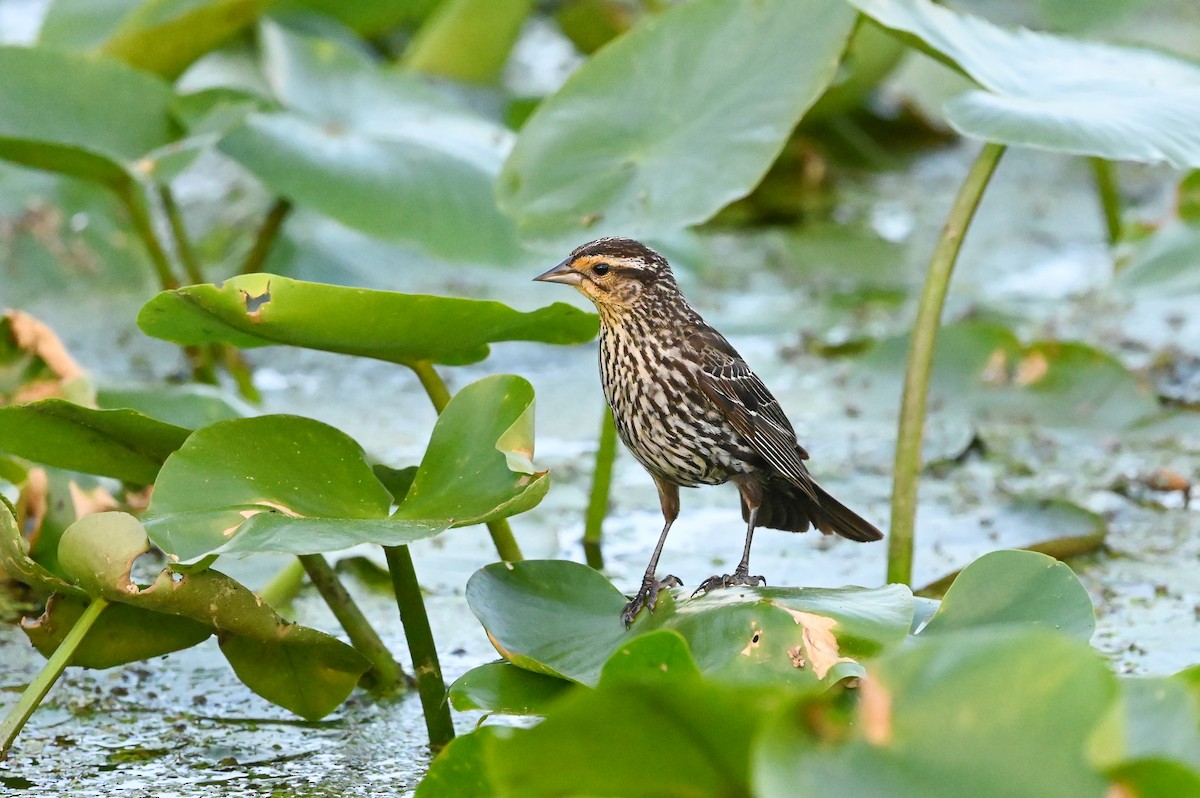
left=23, top=594, right=212, bottom=668
left=137, top=273, right=598, bottom=367
left=918, top=550, right=1095, bottom=640
left=0, top=399, right=190, bottom=485
left=56, top=512, right=369, bottom=719
left=848, top=0, right=1200, bottom=167
left=0, top=46, right=173, bottom=185
left=755, top=628, right=1115, bottom=797
left=466, top=559, right=912, bottom=690
left=497, top=0, right=857, bottom=244
left=218, top=18, right=525, bottom=264
left=145, top=376, right=548, bottom=560
left=448, top=661, right=573, bottom=715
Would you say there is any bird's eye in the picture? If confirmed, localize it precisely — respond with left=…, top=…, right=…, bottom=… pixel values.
left=592, top=263, right=611, bottom=277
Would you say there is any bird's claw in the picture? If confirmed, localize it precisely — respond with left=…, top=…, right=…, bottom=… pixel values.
left=691, top=571, right=766, bottom=597
left=622, top=574, right=683, bottom=626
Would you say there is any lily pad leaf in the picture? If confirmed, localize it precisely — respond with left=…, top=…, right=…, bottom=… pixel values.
left=466, top=559, right=912, bottom=690
left=218, top=18, right=525, bottom=264
left=57, top=512, right=369, bottom=719
left=144, top=414, right=394, bottom=563
left=0, top=46, right=173, bottom=186
left=0, top=399, right=190, bottom=484
left=498, top=0, right=858, bottom=244
left=847, top=0, right=1200, bottom=168
left=0, top=496, right=85, bottom=600
left=918, top=550, right=1095, bottom=641
left=449, top=661, right=574, bottom=715
left=23, top=594, right=212, bottom=669
left=97, top=384, right=250, bottom=429
left=1088, top=676, right=1200, bottom=779
left=755, top=628, right=1115, bottom=797
left=137, top=273, right=598, bottom=367
left=854, top=321, right=1159, bottom=432
left=145, top=376, right=547, bottom=560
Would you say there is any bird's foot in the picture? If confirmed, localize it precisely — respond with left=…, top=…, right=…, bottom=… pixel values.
left=622, top=574, right=683, bottom=626
left=691, top=571, right=766, bottom=597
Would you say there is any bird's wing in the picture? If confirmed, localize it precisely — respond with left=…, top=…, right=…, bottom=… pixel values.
left=685, top=327, right=818, bottom=501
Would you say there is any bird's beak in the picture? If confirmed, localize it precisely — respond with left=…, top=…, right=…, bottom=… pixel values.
left=533, top=259, right=584, bottom=286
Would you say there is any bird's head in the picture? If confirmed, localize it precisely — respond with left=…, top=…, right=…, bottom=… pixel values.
left=533, top=237, right=677, bottom=316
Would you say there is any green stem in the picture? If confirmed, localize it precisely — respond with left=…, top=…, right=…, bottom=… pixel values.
left=1, top=597, right=109, bottom=759
left=583, top=408, right=618, bottom=570
left=117, top=181, right=180, bottom=291
left=888, top=142, right=1005, bottom=586
left=158, top=185, right=205, bottom=284
left=298, top=554, right=409, bottom=697
left=410, top=360, right=524, bottom=562
left=1089, top=157, right=1122, bottom=246
left=256, top=556, right=308, bottom=610
left=382, top=545, right=454, bottom=750
left=241, top=199, right=292, bottom=275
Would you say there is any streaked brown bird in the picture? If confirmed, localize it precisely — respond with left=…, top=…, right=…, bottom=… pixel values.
left=536, top=237, right=883, bottom=625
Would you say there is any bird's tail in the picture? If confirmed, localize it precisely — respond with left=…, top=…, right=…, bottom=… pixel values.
left=744, top=479, right=884, bottom=542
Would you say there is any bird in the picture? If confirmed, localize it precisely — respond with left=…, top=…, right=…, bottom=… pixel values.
left=535, top=237, right=883, bottom=626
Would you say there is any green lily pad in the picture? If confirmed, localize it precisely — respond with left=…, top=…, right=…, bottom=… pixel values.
left=484, top=668, right=779, bottom=798
left=1089, top=676, right=1200, bottom=779
left=597, top=629, right=701, bottom=686
left=217, top=18, right=525, bottom=264
left=755, top=627, right=1116, bottom=797
left=145, top=375, right=547, bottom=561
left=853, top=321, right=1159, bottom=431
left=466, top=559, right=913, bottom=690
left=497, top=0, right=857, bottom=243
left=23, top=594, right=212, bottom=669
left=0, top=46, right=173, bottom=186
left=448, top=661, right=574, bottom=715
left=0, top=496, right=84, bottom=600
left=97, top=384, right=250, bottom=429
left=416, top=726, right=502, bottom=798
left=0, top=399, right=190, bottom=484
left=1115, top=223, right=1200, bottom=297
left=848, top=0, right=1200, bottom=168
left=137, top=273, right=598, bottom=367
left=100, top=0, right=273, bottom=79
left=918, top=550, right=1095, bottom=641
left=56, top=512, right=369, bottom=719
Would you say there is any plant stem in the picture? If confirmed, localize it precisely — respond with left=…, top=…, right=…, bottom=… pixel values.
left=158, top=185, right=205, bottom=284
left=1, top=597, right=108, bottom=759
left=887, top=142, right=1005, bottom=586
left=241, top=199, right=292, bottom=275
left=298, top=554, right=409, bottom=697
left=410, top=360, right=524, bottom=562
left=583, top=408, right=618, bottom=570
left=382, top=545, right=454, bottom=751
left=257, top=556, right=308, bottom=610
left=1089, top=157, right=1122, bottom=246
left=117, top=181, right=179, bottom=290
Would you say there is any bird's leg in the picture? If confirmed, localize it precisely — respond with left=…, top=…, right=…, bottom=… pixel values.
left=693, top=477, right=766, bottom=596
left=622, top=478, right=683, bottom=626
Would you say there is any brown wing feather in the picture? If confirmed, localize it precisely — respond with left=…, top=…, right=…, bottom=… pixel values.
left=685, top=327, right=818, bottom=503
